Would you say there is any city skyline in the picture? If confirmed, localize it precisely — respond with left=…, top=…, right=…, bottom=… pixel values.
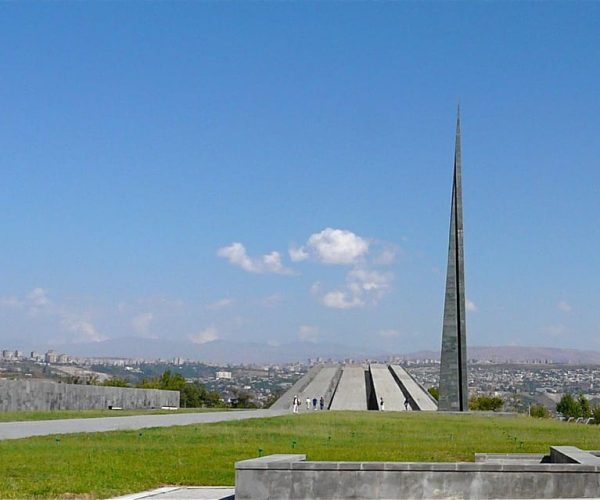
left=1, top=4, right=600, bottom=353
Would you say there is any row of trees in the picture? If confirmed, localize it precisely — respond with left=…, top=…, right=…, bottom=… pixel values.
left=531, top=394, right=600, bottom=423
left=428, top=386, right=599, bottom=423
left=103, top=371, right=224, bottom=408
left=556, top=393, right=600, bottom=423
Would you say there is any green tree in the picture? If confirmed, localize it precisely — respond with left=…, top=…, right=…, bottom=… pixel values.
left=578, top=394, right=591, bottom=418
left=428, top=387, right=439, bottom=401
left=137, top=370, right=223, bottom=408
left=137, top=370, right=186, bottom=391
left=530, top=403, right=550, bottom=418
left=158, top=370, right=186, bottom=391
left=231, top=389, right=257, bottom=409
left=102, top=377, right=130, bottom=388
left=469, top=395, right=504, bottom=412
left=591, top=405, right=600, bottom=425
left=556, top=393, right=580, bottom=418
left=203, top=389, right=223, bottom=407
left=180, top=382, right=208, bottom=408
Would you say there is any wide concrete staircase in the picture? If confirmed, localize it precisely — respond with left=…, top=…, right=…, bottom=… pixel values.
left=272, top=363, right=438, bottom=412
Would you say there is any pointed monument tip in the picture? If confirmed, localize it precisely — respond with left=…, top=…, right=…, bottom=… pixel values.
left=455, top=106, right=461, bottom=137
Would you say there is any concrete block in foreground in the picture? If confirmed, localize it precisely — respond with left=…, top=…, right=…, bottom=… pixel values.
left=236, top=447, right=600, bottom=499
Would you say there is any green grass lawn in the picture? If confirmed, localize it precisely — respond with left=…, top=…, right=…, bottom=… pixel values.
left=1, top=411, right=599, bottom=499
left=0, top=408, right=233, bottom=422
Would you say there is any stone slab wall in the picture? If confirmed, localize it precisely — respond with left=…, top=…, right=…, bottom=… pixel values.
left=236, top=453, right=600, bottom=499
left=0, top=379, right=179, bottom=411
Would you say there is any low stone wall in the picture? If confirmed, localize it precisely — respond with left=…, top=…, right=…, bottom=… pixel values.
left=235, top=447, right=600, bottom=499
left=0, top=379, right=179, bottom=411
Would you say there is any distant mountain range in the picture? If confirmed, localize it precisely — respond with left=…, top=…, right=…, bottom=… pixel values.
left=25, top=338, right=600, bottom=365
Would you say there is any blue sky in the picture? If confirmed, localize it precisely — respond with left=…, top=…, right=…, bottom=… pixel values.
left=1, top=3, right=599, bottom=353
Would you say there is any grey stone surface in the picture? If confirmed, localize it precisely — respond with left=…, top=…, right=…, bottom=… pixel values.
left=269, top=365, right=321, bottom=411
left=236, top=449, right=600, bottom=499
left=111, top=487, right=235, bottom=499
left=439, top=109, right=469, bottom=412
left=0, top=409, right=286, bottom=440
left=273, top=363, right=440, bottom=412
left=389, top=364, right=437, bottom=411
left=298, top=365, right=339, bottom=412
left=551, top=446, right=600, bottom=465
left=0, top=379, right=179, bottom=412
left=272, top=365, right=340, bottom=412
left=369, top=363, right=406, bottom=411
left=329, top=365, right=367, bottom=411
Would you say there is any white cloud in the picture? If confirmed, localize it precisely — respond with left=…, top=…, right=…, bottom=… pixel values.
left=348, top=268, right=391, bottom=295
left=131, top=312, right=155, bottom=337
left=217, top=243, right=293, bottom=275
left=0, top=296, right=22, bottom=309
left=0, top=288, right=108, bottom=343
left=466, top=299, right=478, bottom=313
left=261, top=293, right=284, bottom=308
left=61, top=316, right=107, bottom=343
left=306, top=228, right=369, bottom=265
left=557, top=300, right=572, bottom=313
left=207, top=298, right=235, bottom=310
left=189, top=326, right=220, bottom=345
left=379, top=329, right=401, bottom=339
left=298, top=325, right=320, bottom=342
left=314, top=267, right=392, bottom=310
left=373, top=247, right=398, bottom=265
left=289, top=246, right=309, bottom=262
left=322, top=290, right=364, bottom=310
left=28, top=288, right=50, bottom=308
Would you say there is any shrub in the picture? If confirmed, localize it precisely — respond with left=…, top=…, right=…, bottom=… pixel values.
left=428, top=387, right=439, bottom=401
left=530, top=403, right=550, bottom=418
left=469, top=395, right=504, bottom=412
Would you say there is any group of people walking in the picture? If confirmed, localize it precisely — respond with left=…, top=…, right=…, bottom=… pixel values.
left=292, top=394, right=411, bottom=412
left=292, top=395, right=325, bottom=413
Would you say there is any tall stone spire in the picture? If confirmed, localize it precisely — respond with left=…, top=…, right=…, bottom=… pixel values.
left=438, top=108, right=468, bottom=411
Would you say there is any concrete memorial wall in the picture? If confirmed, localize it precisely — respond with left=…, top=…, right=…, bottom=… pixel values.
left=0, top=379, right=179, bottom=412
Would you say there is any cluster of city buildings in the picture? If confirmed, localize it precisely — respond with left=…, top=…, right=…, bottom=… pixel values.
left=2, top=344, right=600, bottom=411
left=1, top=349, right=73, bottom=364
